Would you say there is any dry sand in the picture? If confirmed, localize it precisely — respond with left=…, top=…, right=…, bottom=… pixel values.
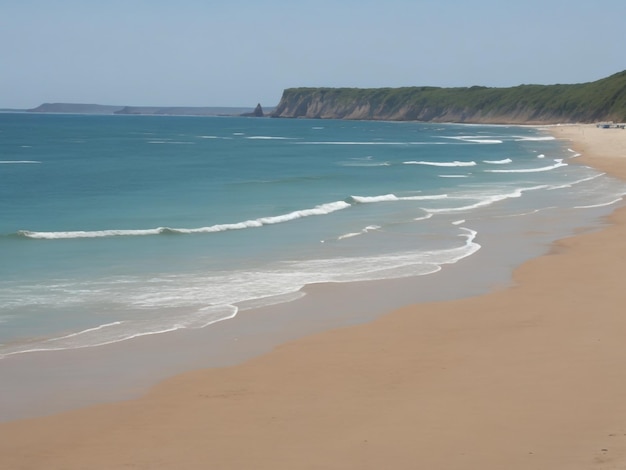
left=1, top=124, right=626, bottom=470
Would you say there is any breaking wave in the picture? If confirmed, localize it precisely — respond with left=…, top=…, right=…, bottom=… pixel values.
left=403, top=160, right=477, bottom=167
left=485, top=159, right=568, bottom=173
left=15, top=187, right=502, bottom=240
left=444, top=136, right=504, bottom=144
left=483, top=158, right=513, bottom=164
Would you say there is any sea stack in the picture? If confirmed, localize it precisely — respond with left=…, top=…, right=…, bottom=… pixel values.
left=242, top=103, right=264, bottom=117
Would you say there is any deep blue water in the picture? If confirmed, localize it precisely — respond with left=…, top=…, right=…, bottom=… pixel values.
left=1, top=113, right=624, bottom=357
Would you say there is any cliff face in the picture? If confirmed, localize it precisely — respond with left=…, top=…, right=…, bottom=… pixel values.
left=272, top=71, right=626, bottom=124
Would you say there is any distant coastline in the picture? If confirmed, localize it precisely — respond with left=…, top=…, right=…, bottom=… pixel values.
left=3, top=103, right=272, bottom=117
left=6, top=69, right=625, bottom=124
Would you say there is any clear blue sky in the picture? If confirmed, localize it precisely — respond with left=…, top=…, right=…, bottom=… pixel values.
left=2, top=0, right=625, bottom=109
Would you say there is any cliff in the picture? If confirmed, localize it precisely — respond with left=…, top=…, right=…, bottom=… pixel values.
left=272, top=70, right=626, bottom=124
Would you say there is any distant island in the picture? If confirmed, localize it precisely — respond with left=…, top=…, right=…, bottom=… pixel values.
left=271, top=70, right=626, bottom=124
left=20, top=103, right=269, bottom=117
left=25, top=103, right=126, bottom=114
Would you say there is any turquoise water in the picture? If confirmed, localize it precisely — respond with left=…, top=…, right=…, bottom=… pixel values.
left=1, top=113, right=625, bottom=357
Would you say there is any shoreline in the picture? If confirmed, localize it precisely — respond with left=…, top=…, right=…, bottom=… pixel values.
left=2, top=124, right=626, bottom=469
left=0, top=213, right=561, bottom=422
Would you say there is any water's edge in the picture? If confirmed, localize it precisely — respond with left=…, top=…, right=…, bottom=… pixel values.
left=0, top=189, right=617, bottom=423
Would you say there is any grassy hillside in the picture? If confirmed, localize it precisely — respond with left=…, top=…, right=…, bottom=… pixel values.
left=273, top=70, right=626, bottom=123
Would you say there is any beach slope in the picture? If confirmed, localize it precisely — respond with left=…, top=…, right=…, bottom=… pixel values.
left=1, top=125, right=626, bottom=469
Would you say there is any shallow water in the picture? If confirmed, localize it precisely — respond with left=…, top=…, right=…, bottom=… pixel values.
left=1, top=114, right=625, bottom=359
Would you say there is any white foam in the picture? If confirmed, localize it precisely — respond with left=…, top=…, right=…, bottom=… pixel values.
left=173, top=202, right=352, bottom=233
left=444, top=136, right=503, bottom=144
left=574, top=197, right=623, bottom=209
left=297, top=141, right=449, bottom=146
left=294, top=227, right=480, bottom=283
left=349, top=193, right=449, bottom=204
left=0, top=160, right=41, bottom=164
left=46, top=321, right=124, bottom=342
left=198, top=135, right=232, bottom=140
left=245, top=136, right=293, bottom=140
left=485, top=160, right=567, bottom=173
left=236, top=291, right=306, bottom=312
left=547, top=173, right=604, bottom=190
left=337, top=225, right=381, bottom=240
left=425, top=185, right=548, bottom=214
left=18, top=201, right=352, bottom=240
left=439, top=175, right=469, bottom=178
left=402, top=194, right=449, bottom=200
left=3, top=221, right=487, bottom=358
left=463, top=139, right=503, bottom=144
left=350, top=194, right=398, bottom=203
left=0, top=305, right=239, bottom=358
left=403, top=160, right=476, bottom=167
left=337, top=232, right=361, bottom=240
left=483, top=158, right=512, bottom=164
left=299, top=141, right=407, bottom=145
left=19, top=228, right=164, bottom=239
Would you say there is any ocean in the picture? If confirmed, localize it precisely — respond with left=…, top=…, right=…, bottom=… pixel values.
left=1, top=113, right=625, bottom=359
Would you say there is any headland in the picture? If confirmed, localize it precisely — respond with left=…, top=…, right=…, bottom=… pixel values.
left=271, top=70, right=626, bottom=123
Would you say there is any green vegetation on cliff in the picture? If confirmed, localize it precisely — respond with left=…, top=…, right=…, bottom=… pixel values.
left=272, top=70, right=626, bottom=123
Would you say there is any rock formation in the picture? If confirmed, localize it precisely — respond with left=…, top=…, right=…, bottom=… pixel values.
left=242, top=103, right=264, bottom=117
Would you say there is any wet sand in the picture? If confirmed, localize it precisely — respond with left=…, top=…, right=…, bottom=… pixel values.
left=1, top=124, right=626, bottom=469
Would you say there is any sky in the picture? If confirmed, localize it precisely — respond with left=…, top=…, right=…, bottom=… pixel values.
left=1, top=0, right=625, bottom=109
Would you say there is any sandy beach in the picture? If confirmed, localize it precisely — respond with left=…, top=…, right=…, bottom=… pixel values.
left=1, top=124, right=626, bottom=469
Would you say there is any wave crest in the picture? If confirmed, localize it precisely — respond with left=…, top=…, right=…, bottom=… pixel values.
left=403, top=160, right=476, bottom=167
left=17, top=201, right=352, bottom=240
left=485, top=159, right=567, bottom=173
